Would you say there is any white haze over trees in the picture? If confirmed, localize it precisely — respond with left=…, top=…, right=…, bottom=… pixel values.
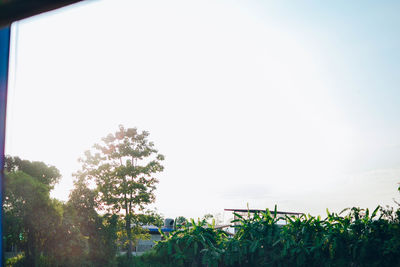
left=5, top=0, right=400, bottom=219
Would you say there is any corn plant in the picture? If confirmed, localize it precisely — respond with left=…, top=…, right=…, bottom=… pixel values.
left=152, top=219, right=227, bottom=267
left=138, top=204, right=400, bottom=267
left=224, top=207, right=283, bottom=266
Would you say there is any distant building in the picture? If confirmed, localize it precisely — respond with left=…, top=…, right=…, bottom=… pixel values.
left=134, top=218, right=174, bottom=254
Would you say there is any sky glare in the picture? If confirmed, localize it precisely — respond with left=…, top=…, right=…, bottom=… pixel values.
left=5, top=0, right=400, bottom=220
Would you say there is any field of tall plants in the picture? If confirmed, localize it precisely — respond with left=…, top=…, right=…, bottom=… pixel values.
left=136, top=206, right=400, bottom=267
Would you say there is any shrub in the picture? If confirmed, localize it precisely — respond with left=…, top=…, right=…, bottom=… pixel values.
left=5, top=254, right=25, bottom=267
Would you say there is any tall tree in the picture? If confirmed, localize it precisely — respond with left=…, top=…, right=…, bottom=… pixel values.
left=75, top=125, right=164, bottom=257
left=4, top=157, right=62, bottom=266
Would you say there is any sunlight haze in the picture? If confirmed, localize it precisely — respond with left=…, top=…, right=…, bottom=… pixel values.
left=5, top=0, right=400, bottom=220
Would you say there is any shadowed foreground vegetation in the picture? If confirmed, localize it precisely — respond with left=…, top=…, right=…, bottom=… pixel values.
left=128, top=205, right=400, bottom=267
left=4, top=127, right=400, bottom=266
left=7, top=204, right=400, bottom=267
left=8, top=205, right=400, bottom=266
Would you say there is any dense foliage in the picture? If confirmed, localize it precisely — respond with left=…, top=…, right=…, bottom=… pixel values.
left=4, top=157, right=63, bottom=266
left=4, top=156, right=120, bottom=267
left=145, top=206, right=400, bottom=267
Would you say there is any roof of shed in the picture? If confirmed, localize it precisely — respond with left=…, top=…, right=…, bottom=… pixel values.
left=224, top=208, right=303, bottom=216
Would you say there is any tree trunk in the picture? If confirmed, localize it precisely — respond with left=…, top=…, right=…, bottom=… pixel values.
left=126, top=215, right=132, bottom=258
left=26, top=231, right=39, bottom=267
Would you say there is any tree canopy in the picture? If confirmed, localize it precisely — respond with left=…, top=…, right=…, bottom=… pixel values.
left=75, top=125, right=165, bottom=256
left=5, top=156, right=61, bottom=189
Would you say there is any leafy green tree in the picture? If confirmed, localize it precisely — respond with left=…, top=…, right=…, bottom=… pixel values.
left=175, top=216, right=188, bottom=228
left=5, top=156, right=61, bottom=189
left=68, top=177, right=118, bottom=266
left=3, top=156, right=81, bottom=266
left=4, top=170, right=62, bottom=266
left=75, top=125, right=164, bottom=257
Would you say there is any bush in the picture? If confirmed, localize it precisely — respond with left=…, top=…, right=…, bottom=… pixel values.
left=5, top=254, right=25, bottom=267
left=6, top=254, right=59, bottom=267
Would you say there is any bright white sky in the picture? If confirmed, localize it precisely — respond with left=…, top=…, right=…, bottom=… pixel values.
left=5, top=0, right=400, bottom=220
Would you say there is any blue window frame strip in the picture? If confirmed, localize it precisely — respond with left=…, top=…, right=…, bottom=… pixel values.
left=0, top=26, right=11, bottom=266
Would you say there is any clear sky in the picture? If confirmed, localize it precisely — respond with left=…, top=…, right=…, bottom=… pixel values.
left=5, top=0, right=400, bottom=220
